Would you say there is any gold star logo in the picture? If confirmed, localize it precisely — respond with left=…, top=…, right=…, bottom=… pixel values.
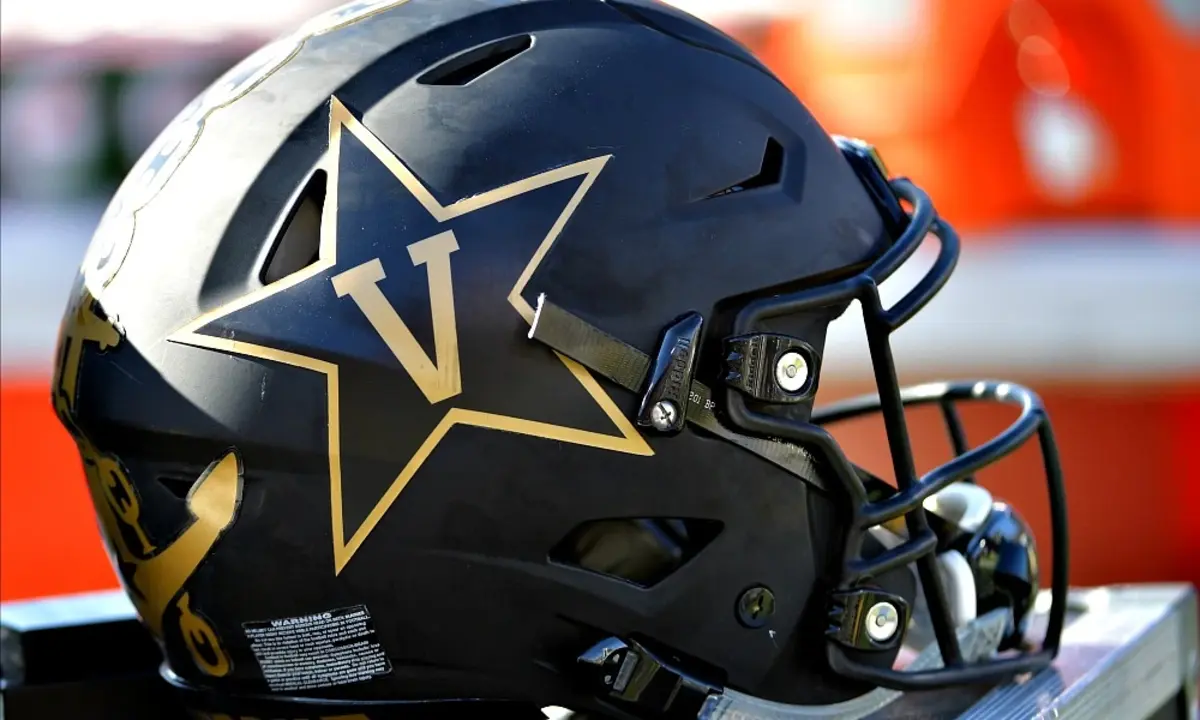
left=169, top=97, right=652, bottom=574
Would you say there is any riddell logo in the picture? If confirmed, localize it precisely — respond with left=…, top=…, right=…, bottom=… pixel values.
left=666, top=335, right=693, bottom=397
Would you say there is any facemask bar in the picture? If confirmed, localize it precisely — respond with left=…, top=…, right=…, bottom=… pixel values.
left=721, top=165, right=1068, bottom=690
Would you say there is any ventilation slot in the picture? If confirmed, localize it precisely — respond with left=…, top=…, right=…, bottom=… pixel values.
left=706, top=137, right=785, bottom=199
left=261, top=170, right=326, bottom=285
left=549, top=518, right=723, bottom=588
left=418, top=35, right=534, bottom=86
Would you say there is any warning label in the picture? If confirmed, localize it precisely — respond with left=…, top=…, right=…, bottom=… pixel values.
left=242, top=605, right=391, bottom=692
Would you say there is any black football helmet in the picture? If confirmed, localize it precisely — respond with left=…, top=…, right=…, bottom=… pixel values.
left=52, top=1, right=1068, bottom=718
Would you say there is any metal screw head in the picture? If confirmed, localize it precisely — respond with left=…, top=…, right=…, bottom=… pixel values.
left=774, top=351, right=809, bottom=393
left=649, top=400, right=679, bottom=431
left=736, top=586, right=776, bottom=628
left=864, top=601, right=900, bottom=643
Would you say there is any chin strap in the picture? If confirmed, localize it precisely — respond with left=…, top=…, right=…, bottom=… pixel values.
left=529, top=295, right=825, bottom=489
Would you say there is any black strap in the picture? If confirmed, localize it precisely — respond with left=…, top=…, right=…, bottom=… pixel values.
left=529, top=299, right=650, bottom=392
left=529, top=296, right=826, bottom=491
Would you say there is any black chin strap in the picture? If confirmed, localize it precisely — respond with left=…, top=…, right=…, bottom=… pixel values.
left=528, top=295, right=826, bottom=491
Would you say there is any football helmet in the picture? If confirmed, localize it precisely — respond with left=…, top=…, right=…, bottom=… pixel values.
left=53, top=1, right=1067, bottom=718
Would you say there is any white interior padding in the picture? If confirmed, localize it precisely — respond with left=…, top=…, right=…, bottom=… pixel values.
left=923, top=482, right=993, bottom=533
left=936, top=549, right=977, bottom=627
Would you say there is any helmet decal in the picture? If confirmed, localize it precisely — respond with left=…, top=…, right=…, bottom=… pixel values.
left=52, top=290, right=243, bottom=668
left=168, top=96, right=652, bottom=575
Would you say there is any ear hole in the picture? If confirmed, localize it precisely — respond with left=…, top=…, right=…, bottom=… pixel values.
left=261, top=170, right=326, bottom=286
left=418, top=35, right=534, bottom=86
left=549, top=517, right=723, bottom=588
left=706, top=137, right=785, bottom=199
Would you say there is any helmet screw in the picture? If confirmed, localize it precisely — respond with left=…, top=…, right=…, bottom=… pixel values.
left=774, top=351, right=809, bottom=393
left=736, top=586, right=776, bottom=628
left=864, top=601, right=900, bottom=643
left=649, top=400, right=679, bottom=431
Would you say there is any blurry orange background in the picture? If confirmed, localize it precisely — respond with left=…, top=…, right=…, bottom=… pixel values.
left=2, top=0, right=1198, bottom=603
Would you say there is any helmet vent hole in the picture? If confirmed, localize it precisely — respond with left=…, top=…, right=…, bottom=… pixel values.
left=418, top=35, right=535, bottom=87
left=705, top=137, right=784, bottom=199
left=261, top=170, right=326, bottom=286
left=548, top=518, right=723, bottom=588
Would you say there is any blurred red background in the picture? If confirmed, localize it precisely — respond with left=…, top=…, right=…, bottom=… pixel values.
left=1, top=0, right=1198, bottom=602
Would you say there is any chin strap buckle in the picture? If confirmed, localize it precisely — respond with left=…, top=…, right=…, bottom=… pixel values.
left=577, top=637, right=718, bottom=718
left=636, top=312, right=704, bottom=435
